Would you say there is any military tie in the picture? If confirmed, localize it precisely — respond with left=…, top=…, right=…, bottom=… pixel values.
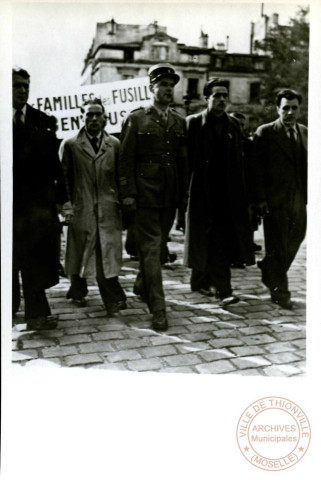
left=160, top=110, right=168, bottom=126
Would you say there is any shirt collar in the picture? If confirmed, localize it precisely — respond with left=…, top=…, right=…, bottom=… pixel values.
left=85, top=130, right=103, bottom=141
left=152, top=104, right=169, bottom=118
left=283, top=122, right=298, bottom=134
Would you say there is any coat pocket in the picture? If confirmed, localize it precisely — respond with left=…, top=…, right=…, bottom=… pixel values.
left=136, top=163, right=162, bottom=206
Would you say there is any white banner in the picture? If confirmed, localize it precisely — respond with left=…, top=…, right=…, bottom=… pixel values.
left=29, top=76, right=151, bottom=139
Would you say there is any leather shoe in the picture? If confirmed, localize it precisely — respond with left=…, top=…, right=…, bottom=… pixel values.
left=271, top=296, right=292, bottom=310
left=219, top=295, right=240, bottom=307
left=152, top=310, right=168, bottom=332
left=71, top=297, right=86, bottom=307
left=197, top=286, right=216, bottom=297
left=26, top=316, right=58, bottom=330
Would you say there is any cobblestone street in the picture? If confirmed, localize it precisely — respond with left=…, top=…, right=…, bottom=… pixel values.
left=12, top=227, right=306, bottom=375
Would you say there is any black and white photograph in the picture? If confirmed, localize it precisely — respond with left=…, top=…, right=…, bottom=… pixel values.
left=1, top=1, right=321, bottom=478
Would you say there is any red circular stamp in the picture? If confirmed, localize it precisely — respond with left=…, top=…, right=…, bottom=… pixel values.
left=236, top=396, right=311, bottom=471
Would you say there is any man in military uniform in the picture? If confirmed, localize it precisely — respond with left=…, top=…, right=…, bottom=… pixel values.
left=119, top=63, right=188, bottom=331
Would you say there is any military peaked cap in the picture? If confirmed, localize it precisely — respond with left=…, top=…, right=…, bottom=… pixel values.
left=148, top=63, right=180, bottom=85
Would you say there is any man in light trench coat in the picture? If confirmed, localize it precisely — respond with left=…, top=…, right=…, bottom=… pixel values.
left=60, top=98, right=126, bottom=315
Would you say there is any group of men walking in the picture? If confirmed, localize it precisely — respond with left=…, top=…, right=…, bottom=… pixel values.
left=12, top=63, right=307, bottom=333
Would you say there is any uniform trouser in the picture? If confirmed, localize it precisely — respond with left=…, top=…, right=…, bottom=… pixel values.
left=12, top=247, right=51, bottom=320
left=260, top=190, right=306, bottom=298
left=190, top=221, right=233, bottom=299
left=67, top=233, right=126, bottom=309
left=134, top=207, right=176, bottom=313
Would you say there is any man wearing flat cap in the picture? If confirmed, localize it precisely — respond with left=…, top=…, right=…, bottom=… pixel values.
left=119, top=63, right=188, bottom=331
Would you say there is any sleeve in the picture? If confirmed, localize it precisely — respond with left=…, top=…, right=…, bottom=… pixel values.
left=249, top=126, right=268, bottom=204
left=118, top=114, right=138, bottom=200
left=60, top=139, right=74, bottom=204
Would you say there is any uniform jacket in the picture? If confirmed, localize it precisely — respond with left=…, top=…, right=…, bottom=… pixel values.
left=184, top=110, right=255, bottom=270
left=13, top=104, right=67, bottom=289
left=61, top=128, right=123, bottom=278
left=118, top=106, right=188, bottom=209
left=251, top=118, right=308, bottom=207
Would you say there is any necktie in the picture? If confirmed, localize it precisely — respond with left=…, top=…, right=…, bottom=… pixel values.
left=90, top=137, right=99, bottom=154
left=14, top=109, right=24, bottom=129
left=288, top=127, right=297, bottom=152
left=160, top=110, right=167, bottom=125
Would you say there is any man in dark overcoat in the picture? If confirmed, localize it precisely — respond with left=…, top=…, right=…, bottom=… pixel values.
left=119, top=63, right=188, bottom=331
left=184, top=78, right=255, bottom=306
left=12, top=67, right=67, bottom=330
left=251, top=89, right=307, bottom=309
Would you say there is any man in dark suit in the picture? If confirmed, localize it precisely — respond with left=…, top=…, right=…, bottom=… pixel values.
left=251, top=89, right=307, bottom=309
left=119, top=63, right=188, bottom=331
left=184, top=78, right=255, bottom=306
left=12, top=67, right=67, bottom=330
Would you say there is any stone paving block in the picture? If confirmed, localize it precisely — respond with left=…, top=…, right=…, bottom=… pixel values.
left=270, top=324, right=305, bottom=333
left=195, top=360, right=236, bottom=374
left=140, top=344, right=177, bottom=358
left=265, top=352, right=301, bottom=364
left=239, top=326, right=271, bottom=335
left=89, top=363, right=128, bottom=371
left=176, top=342, right=209, bottom=354
left=78, top=341, right=115, bottom=354
left=42, top=345, right=78, bottom=358
left=230, top=356, right=271, bottom=369
left=185, top=323, right=217, bottom=333
left=119, top=308, right=147, bottom=316
left=12, top=350, right=38, bottom=362
left=294, top=350, right=306, bottom=359
left=149, top=335, right=185, bottom=346
left=215, top=320, right=247, bottom=329
left=64, top=326, right=99, bottom=335
left=127, top=358, right=163, bottom=371
left=97, top=323, right=128, bottom=332
left=166, top=311, right=195, bottom=319
left=263, top=364, right=301, bottom=376
left=273, top=331, right=306, bottom=342
left=210, top=328, right=239, bottom=338
left=209, top=338, right=244, bottom=348
left=58, top=312, right=88, bottom=320
left=163, top=353, right=202, bottom=367
left=60, top=334, right=92, bottom=345
left=166, top=316, right=194, bottom=326
left=113, top=338, right=150, bottom=350
left=244, top=304, right=274, bottom=313
left=64, top=353, right=103, bottom=367
left=198, top=348, right=235, bottom=362
left=15, top=338, right=56, bottom=349
left=230, top=345, right=266, bottom=356
left=104, top=350, right=142, bottom=362
left=243, top=334, right=277, bottom=345
left=244, top=312, right=273, bottom=320
left=291, top=339, right=306, bottom=349
left=293, top=360, right=306, bottom=373
left=181, top=332, right=214, bottom=342
left=92, top=331, right=126, bottom=341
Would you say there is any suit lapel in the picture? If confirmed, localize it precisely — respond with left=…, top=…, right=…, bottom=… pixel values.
left=273, top=118, right=294, bottom=159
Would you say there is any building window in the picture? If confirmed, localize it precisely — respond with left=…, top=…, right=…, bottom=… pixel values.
left=124, top=50, right=134, bottom=63
left=122, top=74, right=134, bottom=80
left=151, top=45, right=169, bottom=61
left=187, top=78, right=199, bottom=99
left=215, top=58, right=223, bottom=68
left=250, top=82, right=260, bottom=102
